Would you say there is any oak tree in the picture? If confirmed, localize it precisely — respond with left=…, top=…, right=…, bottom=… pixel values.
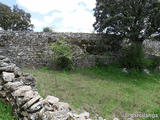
left=0, top=3, right=33, bottom=31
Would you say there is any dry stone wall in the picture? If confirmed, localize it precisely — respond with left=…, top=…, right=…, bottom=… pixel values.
left=0, top=30, right=159, bottom=68
left=143, top=39, right=160, bottom=56
left=0, top=55, right=105, bottom=120
left=0, top=31, right=101, bottom=67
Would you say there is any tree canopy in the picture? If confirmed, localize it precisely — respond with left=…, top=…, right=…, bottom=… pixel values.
left=43, top=27, right=53, bottom=33
left=0, top=3, right=33, bottom=31
left=93, top=0, right=160, bottom=43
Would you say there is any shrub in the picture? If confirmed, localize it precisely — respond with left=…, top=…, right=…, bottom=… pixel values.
left=151, top=56, right=160, bottom=69
left=50, top=38, right=72, bottom=70
left=43, top=27, right=53, bottom=33
left=120, top=43, right=146, bottom=70
left=143, top=59, right=154, bottom=69
left=55, top=57, right=72, bottom=70
left=121, top=44, right=160, bottom=70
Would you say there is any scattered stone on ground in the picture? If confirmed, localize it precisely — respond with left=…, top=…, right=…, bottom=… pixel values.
left=143, top=69, right=150, bottom=75
left=122, top=68, right=128, bottom=73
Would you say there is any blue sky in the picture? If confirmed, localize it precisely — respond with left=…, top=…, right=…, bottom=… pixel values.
left=0, top=0, right=96, bottom=32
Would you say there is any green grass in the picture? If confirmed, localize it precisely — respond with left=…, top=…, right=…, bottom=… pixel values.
left=23, top=65, right=160, bottom=120
left=0, top=100, right=17, bottom=120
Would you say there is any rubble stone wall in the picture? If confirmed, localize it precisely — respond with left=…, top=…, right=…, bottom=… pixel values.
left=0, top=55, right=104, bottom=120
left=0, top=31, right=101, bottom=67
left=0, top=31, right=159, bottom=68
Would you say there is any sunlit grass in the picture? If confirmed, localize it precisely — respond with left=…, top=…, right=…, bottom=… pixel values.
left=23, top=65, right=160, bottom=119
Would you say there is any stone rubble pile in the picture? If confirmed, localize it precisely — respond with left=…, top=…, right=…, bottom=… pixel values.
left=0, top=55, right=104, bottom=120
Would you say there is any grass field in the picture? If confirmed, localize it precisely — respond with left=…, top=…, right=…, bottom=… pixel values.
left=23, top=65, right=160, bottom=119
left=0, top=100, right=17, bottom=120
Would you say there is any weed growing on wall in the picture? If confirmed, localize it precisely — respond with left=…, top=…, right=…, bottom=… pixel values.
left=51, top=37, right=72, bottom=70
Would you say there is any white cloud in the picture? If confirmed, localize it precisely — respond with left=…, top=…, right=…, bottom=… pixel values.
left=44, top=16, right=54, bottom=24
left=17, top=0, right=96, bottom=32
left=61, top=9, right=95, bottom=32
left=43, top=7, right=95, bottom=32
left=17, top=0, right=95, bottom=14
left=31, top=18, right=45, bottom=26
left=31, top=18, right=47, bottom=31
left=84, top=0, right=96, bottom=10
